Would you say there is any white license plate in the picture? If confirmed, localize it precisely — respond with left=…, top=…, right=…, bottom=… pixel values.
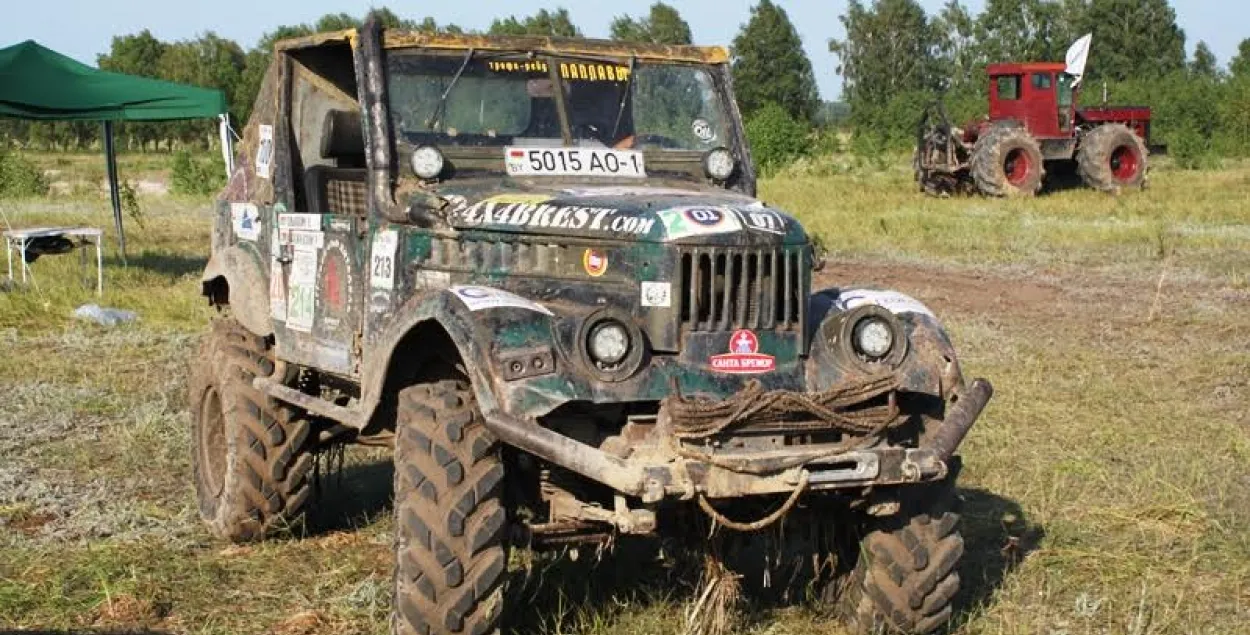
left=504, top=147, right=646, bottom=178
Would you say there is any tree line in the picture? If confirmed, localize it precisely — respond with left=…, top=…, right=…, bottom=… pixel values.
left=1, top=0, right=1247, bottom=169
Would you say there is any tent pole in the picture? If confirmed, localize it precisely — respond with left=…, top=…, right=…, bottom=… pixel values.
left=102, top=120, right=126, bottom=266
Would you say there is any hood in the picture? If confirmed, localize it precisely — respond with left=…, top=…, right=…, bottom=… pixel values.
left=430, top=181, right=808, bottom=246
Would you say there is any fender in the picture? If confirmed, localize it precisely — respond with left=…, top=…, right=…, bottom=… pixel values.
left=359, top=288, right=565, bottom=426
left=807, top=286, right=963, bottom=398
left=201, top=245, right=271, bottom=338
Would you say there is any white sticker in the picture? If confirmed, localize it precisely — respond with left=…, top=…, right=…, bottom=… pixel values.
left=692, top=118, right=716, bottom=143
left=256, top=124, right=274, bottom=179
left=286, top=249, right=318, bottom=332
left=657, top=206, right=742, bottom=240
left=283, top=229, right=324, bottom=251
left=415, top=269, right=451, bottom=290
left=269, top=230, right=286, bottom=321
left=278, top=214, right=321, bottom=230
left=450, top=285, right=553, bottom=316
left=450, top=199, right=654, bottom=236
left=504, top=147, right=646, bottom=178
left=370, top=230, right=399, bottom=289
left=230, top=203, right=261, bottom=241
left=641, top=281, right=671, bottom=308
left=836, top=289, right=935, bottom=318
left=736, top=209, right=787, bottom=235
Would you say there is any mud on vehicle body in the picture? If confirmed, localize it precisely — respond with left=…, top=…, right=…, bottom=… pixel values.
left=193, top=17, right=992, bottom=635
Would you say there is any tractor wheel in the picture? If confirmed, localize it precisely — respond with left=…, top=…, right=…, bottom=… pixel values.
left=833, top=484, right=963, bottom=635
left=970, top=126, right=1044, bottom=197
left=392, top=379, right=507, bottom=635
left=1077, top=123, right=1148, bottom=193
left=189, top=319, right=315, bottom=542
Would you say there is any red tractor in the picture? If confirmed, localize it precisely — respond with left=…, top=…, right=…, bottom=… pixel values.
left=916, top=50, right=1153, bottom=197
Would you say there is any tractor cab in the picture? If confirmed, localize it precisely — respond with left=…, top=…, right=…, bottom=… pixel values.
left=987, top=62, right=1075, bottom=139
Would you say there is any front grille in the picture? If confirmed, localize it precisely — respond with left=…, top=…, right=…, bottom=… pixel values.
left=678, top=247, right=807, bottom=334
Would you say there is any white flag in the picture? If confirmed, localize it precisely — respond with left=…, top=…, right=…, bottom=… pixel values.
left=1065, top=33, right=1093, bottom=86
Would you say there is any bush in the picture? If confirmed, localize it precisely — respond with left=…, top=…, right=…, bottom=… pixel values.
left=745, top=102, right=811, bottom=174
left=0, top=151, right=48, bottom=198
left=171, top=150, right=226, bottom=196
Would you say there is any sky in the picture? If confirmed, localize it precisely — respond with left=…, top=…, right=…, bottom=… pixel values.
left=0, top=0, right=1240, bottom=100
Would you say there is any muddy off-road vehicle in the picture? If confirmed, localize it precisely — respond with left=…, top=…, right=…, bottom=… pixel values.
left=191, top=19, right=991, bottom=635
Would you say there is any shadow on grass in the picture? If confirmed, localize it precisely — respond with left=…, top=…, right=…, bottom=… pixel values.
left=302, top=452, right=396, bottom=536
left=104, top=251, right=207, bottom=279
left=955, top=486, right=1045, bottom=623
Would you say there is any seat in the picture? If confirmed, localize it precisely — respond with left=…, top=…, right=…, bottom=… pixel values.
left=304, top=109, right=368, bottom=218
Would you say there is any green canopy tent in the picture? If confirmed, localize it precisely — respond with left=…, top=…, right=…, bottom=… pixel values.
left=0, top=40, right=227, bottom=260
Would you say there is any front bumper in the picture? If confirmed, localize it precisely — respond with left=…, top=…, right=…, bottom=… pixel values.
left=484, top=378, right=993, bottom=503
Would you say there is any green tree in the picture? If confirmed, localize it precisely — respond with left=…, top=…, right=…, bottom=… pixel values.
left=732, top=0, right=819, bottom=123
left=489, top=9, right=581, bottom=37
left=973, top=0, right=1067, bottom=64
left=1190, top=41, right=1218, bottom=78
left=610, top=2, right=692, bottom=45
left=314, top=13, right=361, bottom=32
left=745, top=102, right=810, bottom=173
left=1077, top=0, right=1185, bottom=81
left=933, top=0, right=979, bottom=90
left=1231, top=38, right=1250, bottom=80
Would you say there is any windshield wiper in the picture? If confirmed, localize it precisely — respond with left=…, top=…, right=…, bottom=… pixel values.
left=610, top=56, right=637, bottom=141
left=426, top=48, right=475, bottom=131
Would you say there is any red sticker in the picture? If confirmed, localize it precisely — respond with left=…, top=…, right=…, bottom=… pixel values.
left=583, top=249, right=608, bottom=277
left=710, top=329, right=775, bottom=374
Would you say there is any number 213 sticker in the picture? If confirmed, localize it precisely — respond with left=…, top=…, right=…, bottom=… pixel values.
left=370, top=230, right=399, bottom=289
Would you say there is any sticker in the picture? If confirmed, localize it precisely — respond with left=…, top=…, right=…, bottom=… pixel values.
left=692, top=118, right=716, bottom=143
left=504, top=147, right=646, bottom=178
left=286, top=249, right=318, bottom=332
left=583, top=249, right=608, bottom=277
left=255, top=124, right=274, bottom=179
left=269, top=230, right=287, bottom=321
left=736, top=209, right=787, bottom=235
left=415, top=269, right=451, bottom=290
left=483, top=193, right=553, bottom=205
left=282, top=229, right=324, bottom=251
left=450, top=199, right=654, bottom=236
left=278, top=214, right=321, bottom=230
left=317, top=239, right=356, bottom=329
left=836, top=289, right=935, bottom=318
left=369, top=289, right=392, bottom=314
left=710, top=329, right=776, bottom=374
left=328, top=218, right=353, bottom=232
left=657, top=206, right=743, bottom=240
left=450, top=285, right=554, bottom=316
left=230, top=203, right=261, bottom=241
left=641, top=281, right=671, bottom=308
left=370, top=230, right=399, bottom=289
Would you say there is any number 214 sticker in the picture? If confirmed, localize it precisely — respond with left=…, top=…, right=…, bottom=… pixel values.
left=370, top=230, right=399, bottom=289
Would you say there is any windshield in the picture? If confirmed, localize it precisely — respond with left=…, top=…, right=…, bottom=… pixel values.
left=386, top=50, right=732, bottom=152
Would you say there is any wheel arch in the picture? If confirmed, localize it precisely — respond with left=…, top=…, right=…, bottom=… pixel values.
left=201, top=246, right=272, bottom=338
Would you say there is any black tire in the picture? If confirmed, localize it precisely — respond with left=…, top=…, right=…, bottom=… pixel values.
left=392, top=379, right=507, bottom=635
left=970, top=126, right=1044, bottom=197
left=1077, top=123, right=1148, bottom=193
left=189, top=319, right=314, bottom=542
left=835, top=486, right=963, bottom=635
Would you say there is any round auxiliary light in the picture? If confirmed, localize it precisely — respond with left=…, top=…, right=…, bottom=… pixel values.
left=852, top=315, right=895, bottom=360
left=411, top=145, right=445, bottom=179
left=588, top=320, right=631, bottom=366
left=704, top=147, right=736, bottom=181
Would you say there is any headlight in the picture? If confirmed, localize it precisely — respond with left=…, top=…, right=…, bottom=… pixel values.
left=704, top=147, right=736, bottom=181
left=588, top=320, right=630, bottom=366
left=411, top=145, right=445, bottom=179
left=852, top=316, right=894, bottom=359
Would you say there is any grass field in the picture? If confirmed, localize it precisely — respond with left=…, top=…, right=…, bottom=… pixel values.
left=1, top=155, right=1248, bottom=635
